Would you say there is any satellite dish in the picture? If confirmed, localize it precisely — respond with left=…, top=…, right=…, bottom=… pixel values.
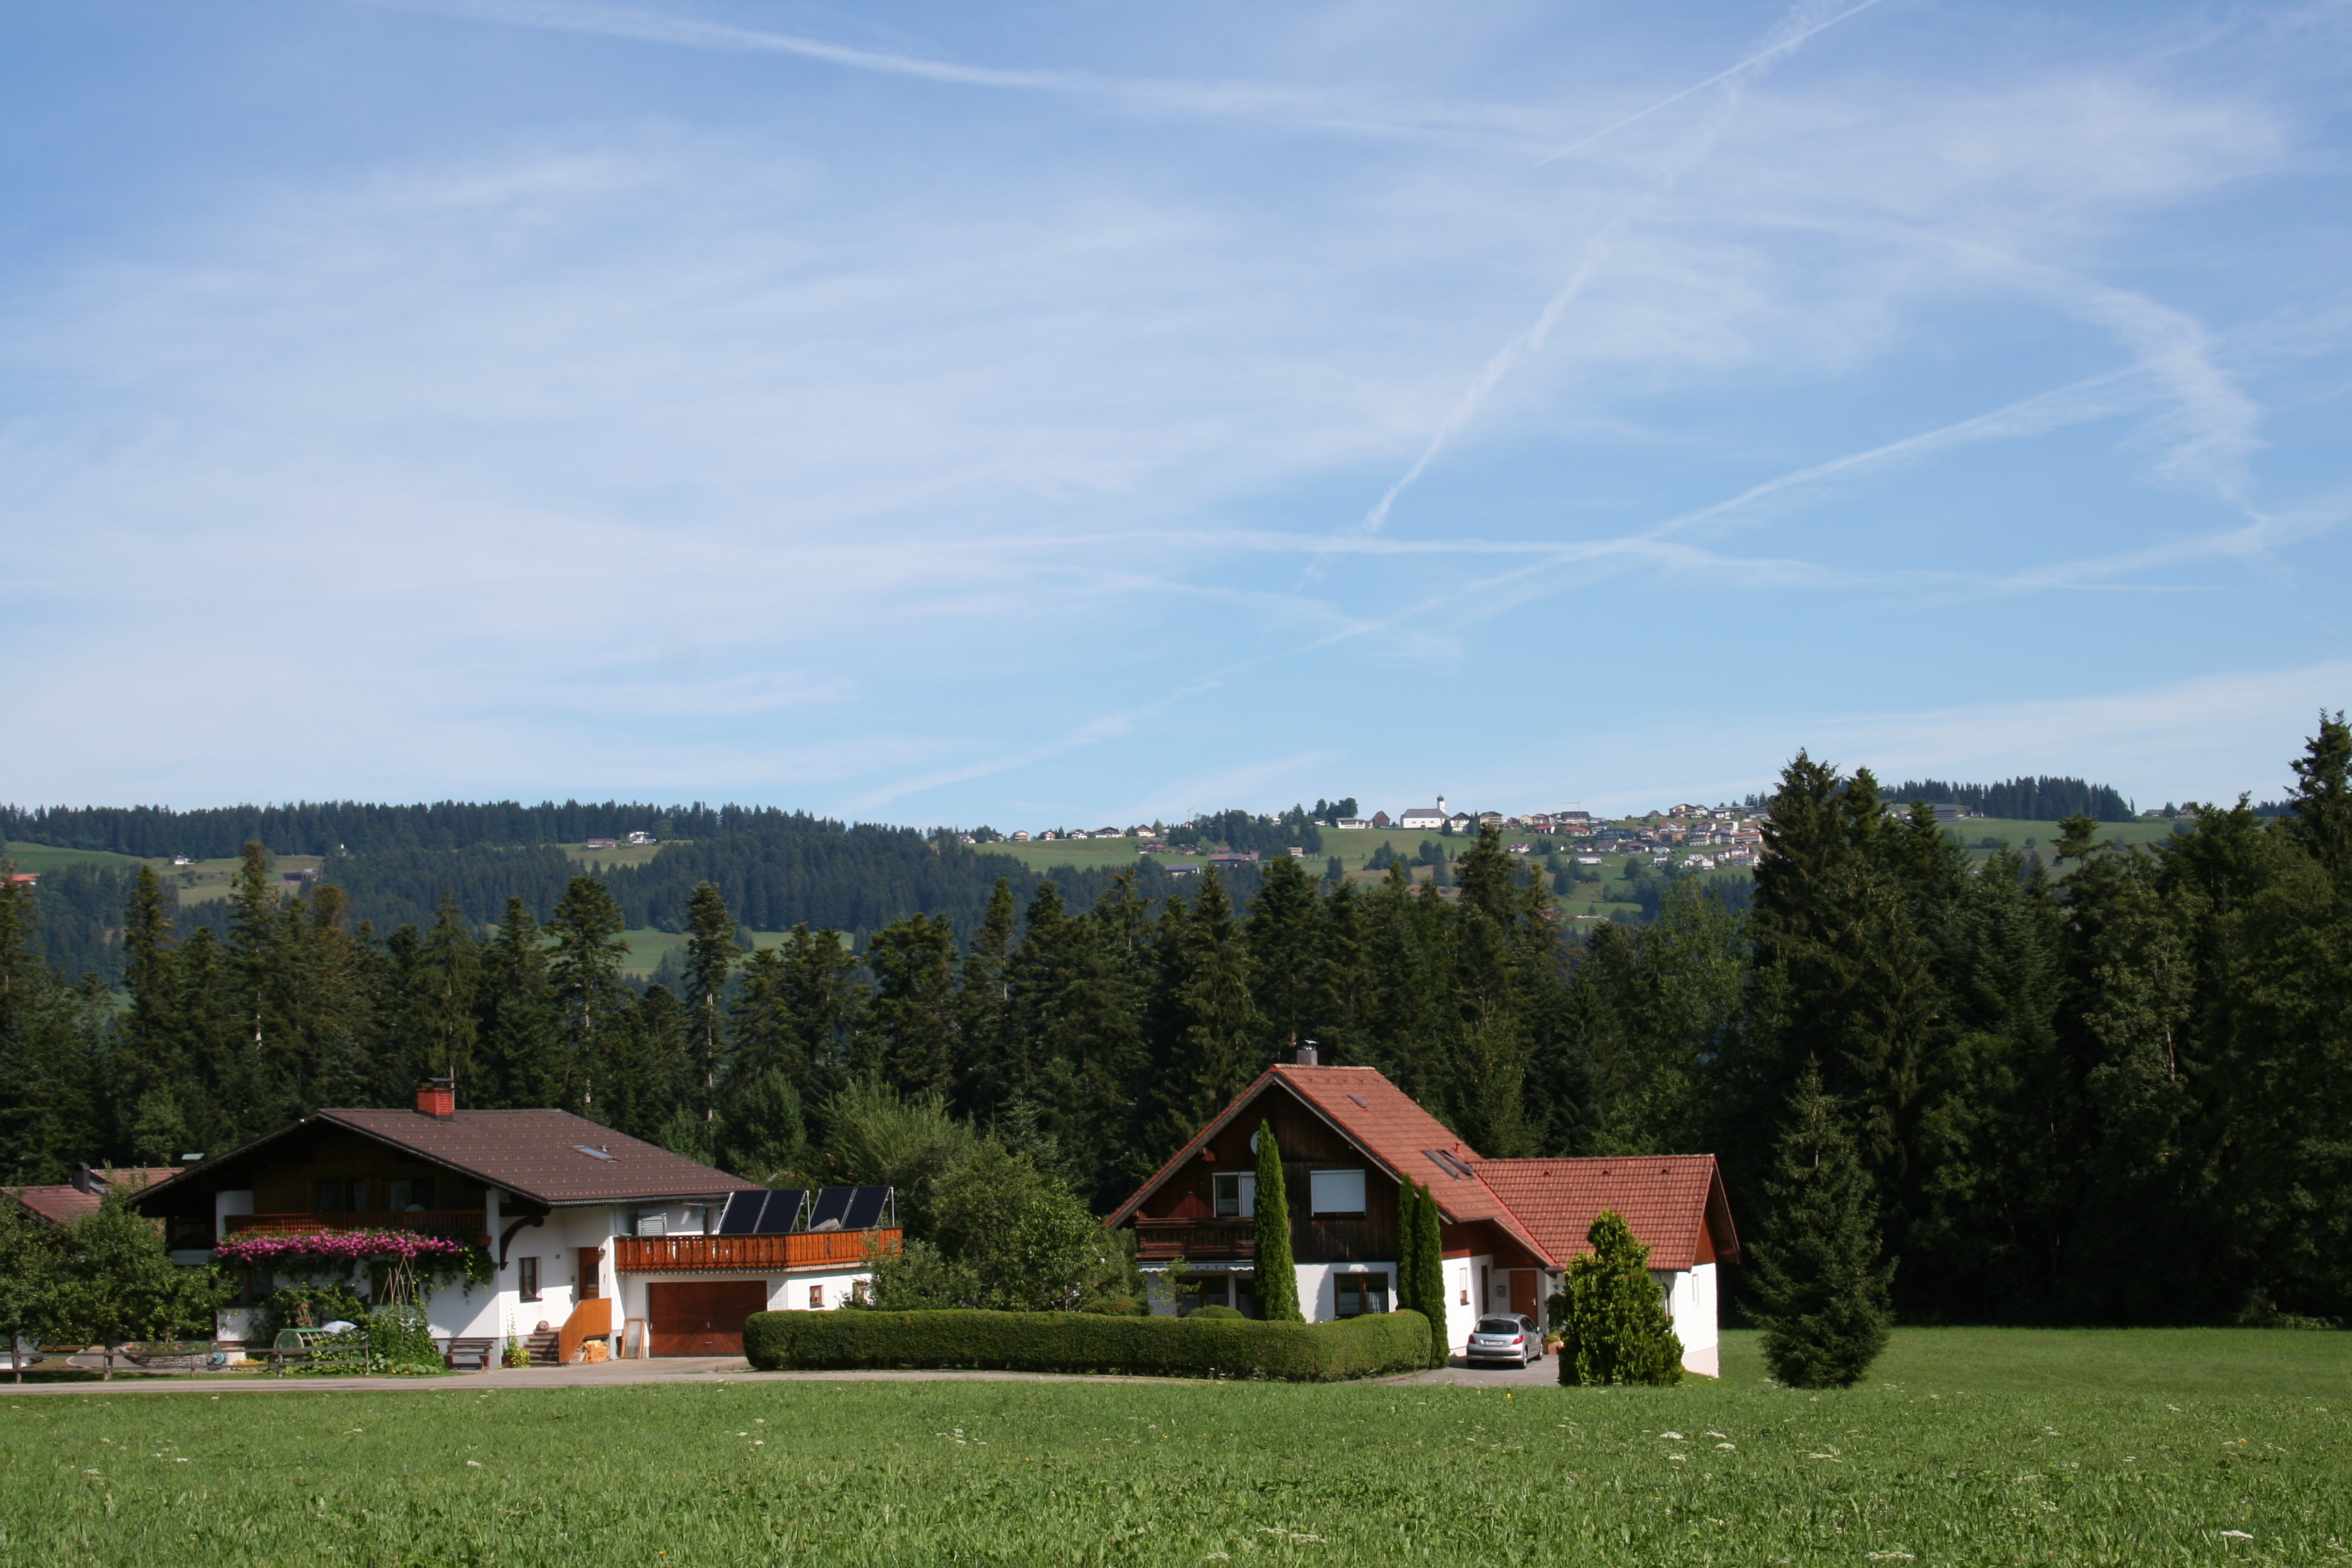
left=1249, top=1129, right=1261, bottom=1154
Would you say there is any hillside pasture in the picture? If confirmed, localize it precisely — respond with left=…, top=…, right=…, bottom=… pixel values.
left=1, top=1328, right=2340, bottom=1566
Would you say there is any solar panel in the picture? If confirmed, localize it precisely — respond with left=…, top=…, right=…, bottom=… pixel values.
left=805, top=1186, right=854, bottom=1231
left=755, top=1189, right=808, bottom=1235
left=841, top=1185, right=892, bottom=1230
left=717, top=1190, right=764, bottom=1235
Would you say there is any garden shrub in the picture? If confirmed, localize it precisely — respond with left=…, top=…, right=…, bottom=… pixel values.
left=1189, top=1305, right=1245, bottom=1320
left=1081, top=1298, right=1145, bottom=1316
left=744, top=1307, right=1432, bottom=1381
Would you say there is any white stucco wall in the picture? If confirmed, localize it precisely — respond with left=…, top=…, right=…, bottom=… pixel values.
left=1293, top=1262, right=1396, bottom=1324
left=1653, top=1262, right=1719, bottom=1377
left=1440, top=1254, right=1493, bottom=1353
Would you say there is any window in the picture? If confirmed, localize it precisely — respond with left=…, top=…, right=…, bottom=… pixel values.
left=808, top=1284, right=825, bottom=1310
left=1213, top=1173, right=1256, bottom=1218
left=1335, top=1272, right=1390, bottom=1318
left=388, top=1177, right=434, bottom=1211
left=313, top=1179, right=358, bottom=1213
left=1308, top=1169, right=1366, bottom=1217
left=517, top=1256, right=540, bottom=1303
left=634, top=1208, right=668, bottom=1237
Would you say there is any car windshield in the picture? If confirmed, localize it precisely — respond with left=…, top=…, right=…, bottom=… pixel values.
left=1476, top=1318, right=1523, bottom=1335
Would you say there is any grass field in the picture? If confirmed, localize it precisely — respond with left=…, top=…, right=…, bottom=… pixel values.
left=0, top=840, right=151, bottom=875
left=5, top=1328, right=2342, bottom=1565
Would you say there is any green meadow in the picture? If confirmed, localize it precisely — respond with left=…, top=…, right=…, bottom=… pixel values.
left=5, top=1328, right=2343, bottom=1566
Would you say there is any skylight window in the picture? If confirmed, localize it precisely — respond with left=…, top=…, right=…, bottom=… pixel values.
left=572, top=1145, right=615, bottom=1160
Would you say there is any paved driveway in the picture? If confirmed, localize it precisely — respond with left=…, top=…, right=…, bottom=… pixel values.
left=1385, top=1352, right=1561, bottom=1388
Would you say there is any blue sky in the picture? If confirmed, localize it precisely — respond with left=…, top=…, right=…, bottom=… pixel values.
left=3, top=1, right=2348, bottom=828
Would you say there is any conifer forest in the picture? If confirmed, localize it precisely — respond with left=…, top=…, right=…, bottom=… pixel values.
left=1, top=721, right=2347, bottom=1330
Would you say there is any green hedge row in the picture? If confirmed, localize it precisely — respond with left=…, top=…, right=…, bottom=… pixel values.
left=742, top=1308, right=1432, bottom=1382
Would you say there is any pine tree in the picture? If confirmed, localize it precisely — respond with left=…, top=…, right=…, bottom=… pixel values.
left=1555, top=1209, right=1683, bottom=1386
left=1750, top=1067, right=1893, bottom=1388
left=1143, top=873, right=1258, bottom=1156
left=1252, top=1119, right=1301, bottom=1320
left=951, top=879, right=1019, bottom=1120
left=414, top=896, right=479, bottom=1090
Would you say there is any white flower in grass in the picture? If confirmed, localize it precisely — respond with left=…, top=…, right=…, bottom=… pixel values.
left=2219, top=1531, right=2254, bottom=1541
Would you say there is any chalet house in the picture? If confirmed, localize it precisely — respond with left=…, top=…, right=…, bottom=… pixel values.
left=1105, top=1054, right=1739, bottom=1376
left=1369, top=811, right=1394, bottom=829
left=1398, top=806, right=1446, bottom=830
left=585, top=839, right=617, bottom=849
left=129, top=1085, right=899, bottom=1360
left=1335, top=818, right=1371, bottom=831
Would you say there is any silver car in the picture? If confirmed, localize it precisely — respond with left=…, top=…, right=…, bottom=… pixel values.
left=1465, top=1314, right=1544, bottom=1368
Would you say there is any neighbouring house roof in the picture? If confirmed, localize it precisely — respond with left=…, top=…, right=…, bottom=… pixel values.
left=1473, top=1154, right=1738, bottom=1271
left=9, top=1168, right=181, bottom=1227
left=130, top=1109, right=764, bottom=1214
left=1105, top=1063, right=1737, bottom=1273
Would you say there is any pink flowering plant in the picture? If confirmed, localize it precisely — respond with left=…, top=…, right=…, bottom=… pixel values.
left=216, top=1229, right=493, bottom=1301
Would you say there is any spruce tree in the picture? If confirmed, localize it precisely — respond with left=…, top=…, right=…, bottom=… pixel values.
left=1750, top=1066, right=1894, bottom=1388
left=549, top=876, right=629, bottom=1113
left=681, top=881, right=741, bottom=1119
left=1252, top=1120, right=1302, bottom=1321
left=1556, top=1209, right=1683, bottom=1386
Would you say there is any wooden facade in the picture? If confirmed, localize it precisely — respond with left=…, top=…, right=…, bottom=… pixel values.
left=612, top=1229, right=899, bottom=1273
left=1133, top=1082, right=1402, bottom=1264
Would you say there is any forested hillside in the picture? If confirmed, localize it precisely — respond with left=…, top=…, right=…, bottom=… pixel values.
left=1884, top=775, right=2136, bottom=821
left=3, top=731, right=2346, bottom=1330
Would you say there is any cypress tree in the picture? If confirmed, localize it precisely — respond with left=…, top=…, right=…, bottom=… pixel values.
left=1750, top=1066, right=1894, bottom=1388
left=1555, top=1209, right=1683, bottom=1386
left=1252, top=1120, right=1302, bottom=1321
left=1412, top=1179, right=1448, bottom=1365
left=1395, top=1178, right=1422, bottom=1320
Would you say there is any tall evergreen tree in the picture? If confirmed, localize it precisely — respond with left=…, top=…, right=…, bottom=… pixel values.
left=951, top=879, right=1019, bottom=1120
left=1252, top=1120, right=1301, bottom=1322
left=1247, top=854, right=1328, bottom=1060
left=1412, top=1179, right=1447, bottom=1365
left=1143, top=873, right=1258, bottom=1158
left=867, top=913, right=959, bottom=1101
left=681, top=881, right=741, bottom=1120
left=548, top=876, right=629, bottom=1113
left=1749, top=1066, right=1894, bottom=1388
left=474, top=898, right=566, bottom=1108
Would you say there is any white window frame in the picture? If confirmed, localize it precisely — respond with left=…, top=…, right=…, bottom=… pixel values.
left=1213, top=1173, right=1256, bottom=1218
left=1308, top=1168, right=1367, bottom=1217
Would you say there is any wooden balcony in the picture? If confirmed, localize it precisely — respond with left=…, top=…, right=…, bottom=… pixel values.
left=223, top=1211, right=490, bottom=1244
left=612, top=1229, right=901, bottom=1273
left=1134, top=1218, right=1256, bottom=1260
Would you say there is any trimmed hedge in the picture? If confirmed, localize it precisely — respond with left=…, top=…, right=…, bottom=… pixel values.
left=742, top=1307, right=1433, bottom=1382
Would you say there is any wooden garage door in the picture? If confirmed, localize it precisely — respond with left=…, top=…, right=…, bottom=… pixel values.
left=647, top=1281, right=770, bottom=1356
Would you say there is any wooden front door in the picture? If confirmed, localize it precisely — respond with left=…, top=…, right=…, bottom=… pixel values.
left=578, top=1247, right=603, bottom=1300
left=1509, top=1269, right=1537, bottom=1319
left=647, top=1281, right=769, bottom=1356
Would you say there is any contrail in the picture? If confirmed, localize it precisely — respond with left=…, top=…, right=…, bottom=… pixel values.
left=364, top=0, right=1546, bottom=143
left=1536, top=0, right=1890, bottom=166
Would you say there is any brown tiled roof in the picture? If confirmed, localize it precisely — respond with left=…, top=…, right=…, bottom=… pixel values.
left=1473, top=1154, right=1739, bottom=1271
left=8, top=1169, right=180, bottom=1228
left=131, top=1111, right=761, bottom=1211
left=1105, top=1064, right=1738, bottom=1273
left=1104, top=1064, right=1554, bottom=1264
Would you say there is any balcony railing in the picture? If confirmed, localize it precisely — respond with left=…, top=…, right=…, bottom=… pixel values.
left=1133, top=1218, right=1256, bottom=1260
left=612, top=1229, right=902, bottom=1273
left=222, top=1211, right=490, bottom=1244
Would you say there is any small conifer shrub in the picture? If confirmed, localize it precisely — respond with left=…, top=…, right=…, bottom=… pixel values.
left=1750, top=1066, right=1895, bottom=1388
left=1556, top=1209, right=1683, bottom=1386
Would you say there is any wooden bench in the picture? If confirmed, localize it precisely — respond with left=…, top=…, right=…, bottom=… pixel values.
left=442, top=1336, right=496, bottom=1371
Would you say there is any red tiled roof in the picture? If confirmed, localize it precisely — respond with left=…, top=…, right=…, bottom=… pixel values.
left=1105, top=1064, right=1738, bottom=1273
left=1473, top=1154, right=1739, bottom=1271
left=130, top=1111, right=762, bottom=1211
left=8, top=1169, right=180, bottom=1228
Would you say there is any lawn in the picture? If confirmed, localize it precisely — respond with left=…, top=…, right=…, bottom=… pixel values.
left=5, top=1328, right=2343, bottom=1565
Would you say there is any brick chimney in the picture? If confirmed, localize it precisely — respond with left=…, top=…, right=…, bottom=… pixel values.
left=416, top=1081, right=456, bottom=1120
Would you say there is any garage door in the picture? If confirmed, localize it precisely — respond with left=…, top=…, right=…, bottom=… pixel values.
left=647, top=1281, right=770, bottom=1356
